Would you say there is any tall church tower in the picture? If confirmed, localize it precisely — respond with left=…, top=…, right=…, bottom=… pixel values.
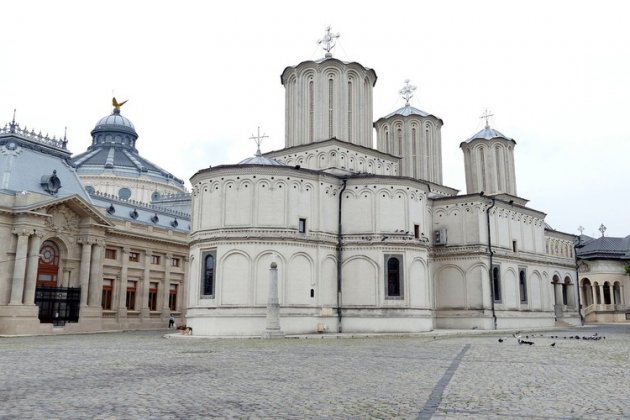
left=281, top=27, right=377, bottom=148
left=460, top=111, right=517, bottom=196
left=374, top=80, right=443, bottom=184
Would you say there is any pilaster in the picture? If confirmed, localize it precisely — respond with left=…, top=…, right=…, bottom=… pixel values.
left=9, top=228, right=31, bottom=305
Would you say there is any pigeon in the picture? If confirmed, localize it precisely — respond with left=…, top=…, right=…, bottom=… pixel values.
left=512, top=331, right=521, bottom=338
left=518, top=338, right=534, bottom=345
left=112, top=97, right=128, bottom=109
left=498, top=338, right=504, bottom=343
left=550, top=342, right=556, bottom=347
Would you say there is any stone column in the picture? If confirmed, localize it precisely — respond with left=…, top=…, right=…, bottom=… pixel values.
left=140, top=250, right=151, bottom=317
left=599, top=284, right=606, bottom=305
left=23, top=230, right=43, bottom=305
left=78, top=238, right=93, bottom=307
left=9, top=229, right=31, bottom=305
left=182, top=256, right=190, bottom=313
left=87, top=240, right=104, bottom=307
left=592, top=284, right=598, bottom=306
left=117, top=248, right=129, bottom=318
left=262, top=261, right=284, bottom=339
left=162, top=253, right=172, bottom=317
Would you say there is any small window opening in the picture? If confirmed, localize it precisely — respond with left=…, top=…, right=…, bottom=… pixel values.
left=298, top=218, right=306, bottom=233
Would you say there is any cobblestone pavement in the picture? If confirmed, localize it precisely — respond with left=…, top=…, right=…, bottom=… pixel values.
left=1, top=325, right=629, bottom=419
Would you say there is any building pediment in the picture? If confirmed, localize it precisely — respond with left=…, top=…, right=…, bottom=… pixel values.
left=13, top=194, right=113, bottom=228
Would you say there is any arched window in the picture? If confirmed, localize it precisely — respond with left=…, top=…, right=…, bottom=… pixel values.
left=519, top=269, right=527, bottom=303
left=37, top=240, right=60, bottom=288
left=492, top=265, right=501, bottom=302
left=581, top=278, right=593, bottom=307
left=202, top=252, right=216, bottom=297
left=385, top=255, right=402, bottom=298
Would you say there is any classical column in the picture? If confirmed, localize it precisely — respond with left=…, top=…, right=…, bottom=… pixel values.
left=9, top=229, right=31, bottom=305
left=88, top=240, right=104, bottom=307
left=162, top=253, right=172, bottom=316
left=78, top=238, right=93, bottom=307
left=182, top=256, right=190, bottom=312
left=592, top=284, right=598, bottom=306
left=599, top=284, right=606, bottom=305
left=140, top=250, right=151, bottom=317
left=118, top=248, right=129, bottom=316
left=23, top=230, right=44, bottom=305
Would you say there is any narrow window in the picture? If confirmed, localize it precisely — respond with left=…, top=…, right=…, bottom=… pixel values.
left=169, top=284, right=178, bottom=311
left=328, top=78, right=335, bottom=138
left=126, top=281, right=137, bottom=310
left=298, top=218, right=306, bottom=233
left=385, top=255, right=403, bottom=298
left=414, top=224, right=420, bottom=239
left=102, top=279, right=113, bottom=310
left=492, top=265, right=501, bottom=303
left=310, top=288, right=315, bottom=298
left=171, top=257, right=180, bottom=267
left=512, top=241, right=518, bottom=252
left=202, top=252, right=216, bottom=297
left=347, top=80, right=352, bottom=141
left=151, top=255, right=161, bottom=265
left=411, top=128, right=417, bottom=178
left=129, top=252, right=139, bottom=262
left=148, top=282, right=158, bottom=311
left=519, top=269, right=527, bottom=303
left=308, top=80, right=314, bottom=142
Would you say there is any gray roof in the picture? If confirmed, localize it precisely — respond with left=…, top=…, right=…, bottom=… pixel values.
left=576, top=235, right=630, bottom=260
left=0, top=129, right=92, bottom=202
left=71, top=108, right=185, bottom=187
left=90, top=192, right=190, bottom=232
left=462, top=126, right=515, bottom=144
left=383, top=105, right=439, bottom=119
left=238, top=152, right=286, bottom=166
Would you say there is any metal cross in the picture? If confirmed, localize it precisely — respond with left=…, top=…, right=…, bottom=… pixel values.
left=480, top=109, right=494, bottom=128
left=249, top=127, right=268, bottom=156
left=399, top=79, right=416, bottom=106
left=598, top=224, right=607, bottom=237
left=577, top=225, right=585, bottom=235
left=317, top=26, right=340, bottom=58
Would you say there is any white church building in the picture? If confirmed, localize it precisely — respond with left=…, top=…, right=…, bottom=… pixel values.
left=186, top=29, right=580, bottom=336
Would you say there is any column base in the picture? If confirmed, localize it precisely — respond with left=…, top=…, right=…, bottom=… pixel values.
left=262, top=329, right=285, bottom=339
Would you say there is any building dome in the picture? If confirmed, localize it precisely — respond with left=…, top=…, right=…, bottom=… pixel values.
left=93, top=108, right=136, bottom=134
left=239, top=152, right=285, bottom=166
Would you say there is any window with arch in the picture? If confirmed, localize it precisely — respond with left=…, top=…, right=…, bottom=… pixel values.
left=37, top=240, right=60, bottom=287
left=519, top=268, right=527, bottom=303
left=384, top=254, right=403, bottom=298
left=202, top=251, right=216, bottom=298
left=492, top=265, right=501, bottom=303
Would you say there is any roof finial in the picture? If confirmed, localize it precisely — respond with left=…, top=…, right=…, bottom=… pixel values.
left=599, top=224, right=607, bottom=237
left=112, top=97, right=128, bottom=113
left=577, top=225, right=585, bottom=235
left=9, top=109, right=17, bottom=133
left=481, top=108, right=494, bottom=129
left=249, top=126, right=269, bottom=156
left=317, top=26, right=340, bottom=58
left=399, top=79, right=416, bottom=106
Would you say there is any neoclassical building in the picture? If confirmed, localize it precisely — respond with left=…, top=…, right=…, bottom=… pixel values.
left=186, top=29, right=580, bottom=336
left=577, top=230, right=630, bottom=323
left=0, top=104, right=190, bottom=335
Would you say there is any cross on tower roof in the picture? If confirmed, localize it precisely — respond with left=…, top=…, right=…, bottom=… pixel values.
left=480, top=109, right=494, bottom=129
left=249, top=127, right=268, bottom=156
left=317, top=26, right=340, bottom=58
left=399, top=79, right=416, bottom=106
left=599, top=224, right=607, bottom=237
left=577, top=225, right=585, bottom=235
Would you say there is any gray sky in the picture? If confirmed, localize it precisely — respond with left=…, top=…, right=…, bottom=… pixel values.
left=2, top=0, right=629, bottom=237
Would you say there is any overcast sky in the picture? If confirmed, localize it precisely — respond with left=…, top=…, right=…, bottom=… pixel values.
left=2, top=0, right=628, bottom=237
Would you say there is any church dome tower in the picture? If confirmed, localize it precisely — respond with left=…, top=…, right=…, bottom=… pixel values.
left=281, top=27, right=377, bottom=149
left=460, top=111, right=517, bottom=196
left=374, top=80, right=443, bottom=184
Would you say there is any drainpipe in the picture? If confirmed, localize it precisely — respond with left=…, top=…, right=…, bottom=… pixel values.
left=336, top=178, right=347, bottom=333
left=486, top=196, right=497, bottom=330
left=574, top=237, right=585, bottom=325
